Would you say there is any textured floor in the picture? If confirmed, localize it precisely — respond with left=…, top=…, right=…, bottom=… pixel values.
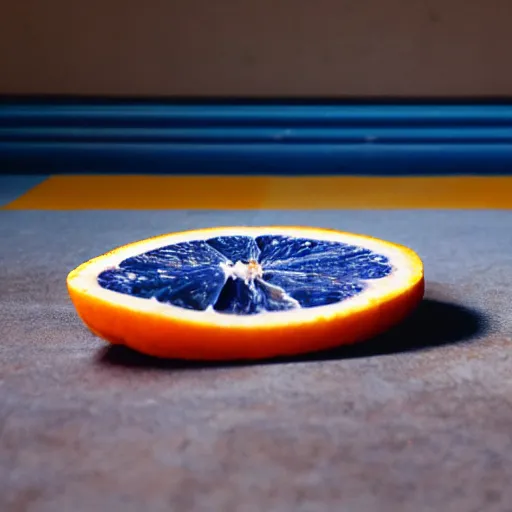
left=1, top=208, right=512, bottom=512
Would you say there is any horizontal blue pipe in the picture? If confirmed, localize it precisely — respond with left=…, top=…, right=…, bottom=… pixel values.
left=2, top=141, right=512, bottom=175
left=3, top=126, right=512, bottom=144
left=3, top=104, right=512, bottom=128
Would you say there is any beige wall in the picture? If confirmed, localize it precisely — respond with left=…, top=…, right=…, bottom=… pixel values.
left=1, top=0, right=511, bottom=98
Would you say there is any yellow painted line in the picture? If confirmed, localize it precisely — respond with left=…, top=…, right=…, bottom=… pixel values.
left=2, top=175, right=512, bottom=210
left=0, top=175, right=50, bottom=207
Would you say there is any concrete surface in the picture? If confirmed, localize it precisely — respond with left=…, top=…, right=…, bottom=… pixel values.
left=1, top=209, right=512, bottom=512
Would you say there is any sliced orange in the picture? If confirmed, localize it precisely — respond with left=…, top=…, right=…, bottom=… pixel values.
left=67, top=226, right=424, bottom=360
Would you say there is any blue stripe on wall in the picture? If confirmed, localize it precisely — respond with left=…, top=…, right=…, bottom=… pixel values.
left=3, top=103, right=512, bottom=127
left=1, top=102, right=512, bottom=175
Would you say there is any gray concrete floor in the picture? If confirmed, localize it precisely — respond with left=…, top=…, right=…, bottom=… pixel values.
left=1, top=208, right=512, bottom=512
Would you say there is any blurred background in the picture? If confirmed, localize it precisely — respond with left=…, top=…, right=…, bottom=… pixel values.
left=2, top=0, right=511, bottom=98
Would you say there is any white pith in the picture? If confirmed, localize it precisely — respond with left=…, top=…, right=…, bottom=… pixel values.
left=222, top=260, right=262, bottom=283
left=67, top=226, right=423, bottom=329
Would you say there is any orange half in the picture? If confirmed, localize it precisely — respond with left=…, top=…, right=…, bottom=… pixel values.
left=67, top=226, right=424, bottom=360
